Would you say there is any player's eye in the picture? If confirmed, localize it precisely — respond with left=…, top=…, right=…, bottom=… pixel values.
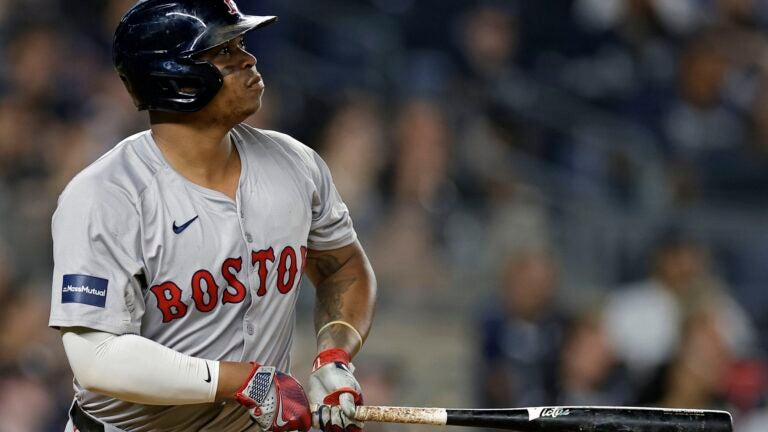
left=217, top=46, right=231, bottom=56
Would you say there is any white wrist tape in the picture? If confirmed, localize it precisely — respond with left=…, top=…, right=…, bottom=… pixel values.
left=62, top=329, right=218, bottom=405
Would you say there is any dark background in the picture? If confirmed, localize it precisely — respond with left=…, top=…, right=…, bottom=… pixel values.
left=0, top=0, right=766, bottom=430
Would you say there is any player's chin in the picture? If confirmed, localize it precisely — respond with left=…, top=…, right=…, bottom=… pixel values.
left=235, top=97, right=261, bottom=119
left=246, top=86, right=264, bottom=100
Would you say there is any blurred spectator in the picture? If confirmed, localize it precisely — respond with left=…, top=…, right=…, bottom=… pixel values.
left=317, top=94, right=387, bottom=236
left=6, top=27, right=63, bottom=109
left=0, top=286, right=72, bottom=431
left=696, top=79, right=768, bottom=204
left=659, top=26, right=768, bottom=205
left=640, top=303, right=733, bottom=410
left=369, top=99, right=455, bottom=306
left=667, top=33, right=736, bottom=150
left=0, top=99, right=42, bottom=184
left=556, top=309, right=634, bottom=406
left=457, top=4, right=518, bottom=83
left=388, top=99, right=453, bottom=209
left=604, top=231, right=756, bottom=381
left=453, top=3, right=528, bottom=192
left=476, top=247, right=565, bottom=407
left=0, top=376, right=57, bottom=432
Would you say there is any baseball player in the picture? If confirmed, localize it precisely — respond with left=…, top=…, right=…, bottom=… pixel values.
left=48, top=1, right=376, bottom=431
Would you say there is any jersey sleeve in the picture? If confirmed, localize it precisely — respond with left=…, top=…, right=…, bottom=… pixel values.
left=49, top=179, right=145, bottom=334
left=306, top=149, right=357, bottom=250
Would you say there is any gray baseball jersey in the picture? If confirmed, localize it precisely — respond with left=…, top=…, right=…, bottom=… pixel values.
left=49, top=124, right=356, bottom=431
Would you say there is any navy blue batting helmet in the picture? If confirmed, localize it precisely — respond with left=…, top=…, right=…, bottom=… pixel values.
left=113, top=0, right=277, bottom=112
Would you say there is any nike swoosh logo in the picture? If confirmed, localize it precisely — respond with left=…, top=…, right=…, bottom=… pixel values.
left=203, top=361, right=211, bottom=383
left=275, top=395, right=288, bottom=427
left=172, top=216, right=199, bottom=234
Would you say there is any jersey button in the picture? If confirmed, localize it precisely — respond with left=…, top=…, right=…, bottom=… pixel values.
left=245, top=233, right=253, bottom=242
left=246, top=323, right=255, bottom=335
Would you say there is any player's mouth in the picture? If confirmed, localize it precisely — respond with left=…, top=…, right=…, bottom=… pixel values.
left=247, top=74, right=264, bottom=89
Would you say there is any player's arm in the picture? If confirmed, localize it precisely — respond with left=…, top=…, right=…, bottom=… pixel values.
left=305, top=239, right=376, bottom=356
left=304, top=240, right=376, bottom=431
left=61, top=327, right=311, bottom=430
left=61, top=326, right=251, bottom=403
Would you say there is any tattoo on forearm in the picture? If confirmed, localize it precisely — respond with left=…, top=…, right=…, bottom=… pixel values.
left=310, top=254, right=347, bottom=279
left=309, top=254, right=357, bottom=328
left=314, top=275, right=356, bottom=326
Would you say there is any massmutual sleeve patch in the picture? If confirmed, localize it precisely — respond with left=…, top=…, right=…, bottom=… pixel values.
left=62, top=274, right=109, bottom=308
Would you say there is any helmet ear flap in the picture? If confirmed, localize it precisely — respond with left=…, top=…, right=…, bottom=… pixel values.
left=118, top=74, right=143, bottom=108
left=155, top=75, right=206, bottom=98
left=141, top=60, right=223, bottom=112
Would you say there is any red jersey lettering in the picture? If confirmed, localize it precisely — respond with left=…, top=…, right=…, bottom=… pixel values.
left=150, top=282, right=188, bottom=323
left=277, top=246, right=298, bottom=294
left=191, top=270, right=218, bottom=312
left=251, top=247, right=275, bottom=297
left=221, top=257, right=247, bottom=304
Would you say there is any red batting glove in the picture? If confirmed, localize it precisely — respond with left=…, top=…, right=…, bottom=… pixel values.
left=309, top=349, right=364, bottom=432
left=235, top=362, right=312, bottom=432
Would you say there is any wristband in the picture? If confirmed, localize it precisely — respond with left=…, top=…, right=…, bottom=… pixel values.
left=312, top=348, right=351, bottom=372
left=316, top=320, right=363, bottom=352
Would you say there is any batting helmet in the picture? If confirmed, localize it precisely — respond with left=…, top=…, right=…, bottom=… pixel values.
left=113, top=0, right=277, bottom=112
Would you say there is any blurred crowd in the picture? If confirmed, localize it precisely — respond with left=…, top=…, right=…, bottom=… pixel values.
left=0, top=0, right=766, bottom=430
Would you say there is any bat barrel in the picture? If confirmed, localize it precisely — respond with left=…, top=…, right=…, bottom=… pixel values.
left=446, top=407, right=733, bottom=432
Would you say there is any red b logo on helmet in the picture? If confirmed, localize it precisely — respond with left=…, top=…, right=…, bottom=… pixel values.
left=223, top=0, right=239, bottom=15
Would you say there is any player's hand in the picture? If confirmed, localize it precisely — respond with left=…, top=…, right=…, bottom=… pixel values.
left=308, top=348, right=364, bottom=432
left=235, top=363, right=312, bottom=432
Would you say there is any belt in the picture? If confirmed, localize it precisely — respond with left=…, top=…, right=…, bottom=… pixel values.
left=70, top=402, right=106, bottom=432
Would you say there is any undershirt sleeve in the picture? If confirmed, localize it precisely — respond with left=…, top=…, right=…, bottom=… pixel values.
left=61, top=328, right=219, bottom=405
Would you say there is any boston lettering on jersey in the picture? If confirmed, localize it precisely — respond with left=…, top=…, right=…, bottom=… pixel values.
left=150, top=245, right=308, bottom=322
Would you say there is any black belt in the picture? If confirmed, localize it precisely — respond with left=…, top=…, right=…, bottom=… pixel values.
left=70, top=402, right=106, bottom=432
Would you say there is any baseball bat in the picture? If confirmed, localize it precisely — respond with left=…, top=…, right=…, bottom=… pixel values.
left=351, top=405, right=733, bottom=431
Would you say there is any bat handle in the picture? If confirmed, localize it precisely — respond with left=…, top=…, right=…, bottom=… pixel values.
left=311, top=404, right=448, bottom=425
left=354, top=406, right=448, bottom=425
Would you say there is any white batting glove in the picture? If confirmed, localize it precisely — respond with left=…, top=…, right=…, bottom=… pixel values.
left=235, top=363, right=312, bottom=431
left=308, top=349, right=364, bottom=432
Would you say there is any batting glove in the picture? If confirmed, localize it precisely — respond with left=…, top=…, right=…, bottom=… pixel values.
left=235, top=363, right=312, bottom=432
left=308, top=348, right=364, bottom=432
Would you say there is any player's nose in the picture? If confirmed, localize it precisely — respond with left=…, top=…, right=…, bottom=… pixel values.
left=239, top=50, right=257, bottom=70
